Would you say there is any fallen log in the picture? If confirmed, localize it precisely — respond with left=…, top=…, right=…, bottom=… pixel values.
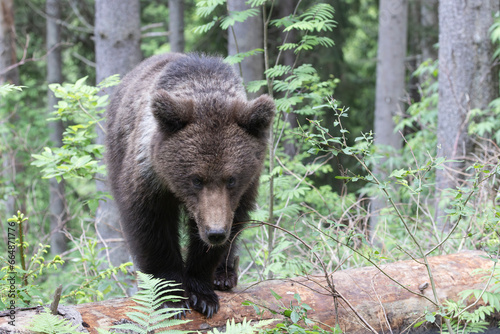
left=0, top=251, right=495, bottom=333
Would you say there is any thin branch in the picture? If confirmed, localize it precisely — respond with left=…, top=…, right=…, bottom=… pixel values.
left=72, top=52, right=96, bottom=68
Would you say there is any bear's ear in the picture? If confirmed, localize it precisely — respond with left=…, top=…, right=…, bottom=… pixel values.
left=236, top=95, right=275, bottom=138
left=152, top=90, right=193, bottom=134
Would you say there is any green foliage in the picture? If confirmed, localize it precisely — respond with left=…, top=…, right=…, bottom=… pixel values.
left=225, top=49, right=264, bottom=65
left=109, top=272, right=190, bottom=334
left=60, top=240, right=132, bottom=304
left=28, top=308, right=81, bottom=334
left=0, top=83, right=24, bottom=96
left=5, top=2, right=500, bottom=333
left=221, top=8, right=260, bottom=29
left=208, top=318, right=277, bottom=334
left=31, top=75, right=119, bottom=183
left=244, top=292, right=340, bottom=334
left=277, top=4, right=336, bottom=53
left=0, top=210, right=131, bottom=309
left=0, top=212, right=64, bottom=308
left=438, top=266, right=500, bottom=333
left=490, top=13, right=500, bottom=58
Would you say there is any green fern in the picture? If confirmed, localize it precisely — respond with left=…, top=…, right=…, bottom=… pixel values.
left=207, top=318, right=276, bottom=334
left=27, top=309, right=81, bottom=334
left=111, top=272, right=190, bottom=334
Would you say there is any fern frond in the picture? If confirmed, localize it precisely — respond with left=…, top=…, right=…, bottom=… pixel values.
left=28, top=310, right=81, bottom=334
left=111, top=272, right=191, bottom=334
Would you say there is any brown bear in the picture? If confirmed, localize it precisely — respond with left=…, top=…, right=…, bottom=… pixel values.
left=105, top=53, right=274, bottom=318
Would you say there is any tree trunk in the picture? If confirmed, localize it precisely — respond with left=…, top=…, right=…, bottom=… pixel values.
left=435, top=0, right=498, bottom=231
left=0, top=0, right=17, bottom=84
left=94, top=0, right=142, bottom=273
left=370, top=0, right=408, bottom=239
left=46, top=0, right=68, bottom=255
left=1, top=251, right=495, bottom=334
left=168, top=0, right=184, bottom=53
left=0, top=0, right=19, bottom=217
left=227, top=0, right=263, bottom=99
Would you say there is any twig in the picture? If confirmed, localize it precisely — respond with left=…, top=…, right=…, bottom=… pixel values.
left=72, top=52, right=96, bottom=68
left=0, top=36, right=71, bottom=76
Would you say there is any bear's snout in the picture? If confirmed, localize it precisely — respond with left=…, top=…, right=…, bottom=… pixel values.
left=205, top=228, right=228, bottom=245
left=196, top=186, right=234, bottom=246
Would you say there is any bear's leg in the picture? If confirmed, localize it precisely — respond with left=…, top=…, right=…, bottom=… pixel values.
left=213, top=211, right=247, bottom=291
left=121, top=193, right=188, bottom=316
left=213, top=237, right=239, bottom=291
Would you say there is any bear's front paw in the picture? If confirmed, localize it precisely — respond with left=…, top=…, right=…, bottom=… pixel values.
left=161, top=299, right=191, bottom=319
left=214, top=266, right=238, bottom=291
left=189, top=291, right=219, bottom=318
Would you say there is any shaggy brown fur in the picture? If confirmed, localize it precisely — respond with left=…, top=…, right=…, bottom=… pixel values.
left=106, top=53, right=274, bottom=318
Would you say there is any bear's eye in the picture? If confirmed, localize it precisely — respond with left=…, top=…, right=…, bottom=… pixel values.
left=192, top=177, right=203, bottom=189
left=227, top=177, right=236, bottom=189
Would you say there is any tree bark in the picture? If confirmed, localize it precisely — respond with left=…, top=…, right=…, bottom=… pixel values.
left=435, top=0, right=498, bottom=231
left=0, top=0, right=19, bottom=218
left=168, top=0, right=185, bottom=53
left=0, top=0, right=17, bottom=84
left=46, top=0, right=68, bottom=255
left=370, top=0, right=408, bottom=239
left=227, top=0, right=263, bottom=99
left=0, top=251, right=495, bottom=333
left=94, top=0, right=142, bottom=273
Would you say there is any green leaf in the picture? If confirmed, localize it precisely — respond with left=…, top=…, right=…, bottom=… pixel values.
left=290, top=310, right=300, bottom=323
left=270, top=289, right=282, bottom=300
left=221, top=8, right=260, bottom=29
left=0, top=83, right=24, bottom=97
left=389, top=169, right=406, bottom=179
left=224, top=48, right=264, bottom=65
left=195, top=0, right=226, bottom=17
left=193, top=18, right=218, bottom=34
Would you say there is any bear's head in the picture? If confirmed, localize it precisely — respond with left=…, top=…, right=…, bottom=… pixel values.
left=151, top=90, right=275, bottom=246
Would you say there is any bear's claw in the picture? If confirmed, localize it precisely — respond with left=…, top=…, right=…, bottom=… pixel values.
left=189, top=291, right=219, bottom=318
left=213, top=267, right=238, bottom=291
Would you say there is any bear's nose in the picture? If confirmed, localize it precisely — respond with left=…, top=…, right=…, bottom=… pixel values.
left=206, top=229, right=227, bottom=245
